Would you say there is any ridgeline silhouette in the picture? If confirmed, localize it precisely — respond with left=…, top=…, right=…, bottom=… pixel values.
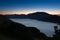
left=0, top=15, right=60, bottom=40
left=0, top=15, right=47, bottom=40
left=6, top=12, right=60, bottom=24
left=28, top=27, right=48, bottom=40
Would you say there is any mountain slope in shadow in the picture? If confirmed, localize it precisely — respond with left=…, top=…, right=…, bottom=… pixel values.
left=0, top=15, right=47, bottom=40
left=6, top=12, right=60, bottom=24
left=0, top=15, right=33, bottom=40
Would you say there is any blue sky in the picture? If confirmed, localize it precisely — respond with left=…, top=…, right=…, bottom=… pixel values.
left=0, top=0, right=60, bottom=15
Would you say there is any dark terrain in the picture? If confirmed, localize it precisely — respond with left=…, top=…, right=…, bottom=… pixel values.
left=0, top=12, right=60, bottom=40
left=6, top=12, right=60, bottom=24
left=0, top=15, right=47, bottom=40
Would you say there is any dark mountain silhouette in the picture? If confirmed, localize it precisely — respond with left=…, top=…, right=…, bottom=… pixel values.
left=5, top=12, right=60, bottom=24
left=28, top=27, right=48, bottom=40
left=0, top=15, right=48, bottom=40
left=0, top=14, right=60, bottom=40
left=0, top=15, right=33, bottom=40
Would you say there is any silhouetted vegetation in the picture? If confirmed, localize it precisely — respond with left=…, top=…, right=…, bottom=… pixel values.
left=0, top=15, right=60, bottom=40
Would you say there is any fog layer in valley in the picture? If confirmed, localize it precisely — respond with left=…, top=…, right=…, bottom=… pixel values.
left=10, top=19, right=60, bottom=37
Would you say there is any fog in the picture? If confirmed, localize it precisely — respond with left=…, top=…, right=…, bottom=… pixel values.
left=10, top=19, right=60, bottom=37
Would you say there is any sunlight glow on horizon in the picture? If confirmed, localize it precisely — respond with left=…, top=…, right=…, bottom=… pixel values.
left=0, top=9, right=60, bottom=15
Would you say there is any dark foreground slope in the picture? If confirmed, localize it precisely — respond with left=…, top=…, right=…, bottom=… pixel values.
left=0, top=15, right=47, bottom=40
left=0, top=15, right=33, bottom=40
left=0, top=15, right=60, bottom=40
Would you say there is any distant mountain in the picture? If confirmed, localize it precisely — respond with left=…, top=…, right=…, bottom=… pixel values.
left=5, top=12, right=60, bottom=24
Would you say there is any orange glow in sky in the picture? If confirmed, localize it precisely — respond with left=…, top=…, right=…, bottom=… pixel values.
left=0, top=9, right=60, bottom=15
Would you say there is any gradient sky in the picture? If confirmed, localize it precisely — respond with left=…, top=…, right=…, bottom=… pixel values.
left=0, top=0, right=60, bottom=15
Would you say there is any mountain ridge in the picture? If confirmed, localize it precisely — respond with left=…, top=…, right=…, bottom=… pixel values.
left=4, top=12, right=60, bottom=24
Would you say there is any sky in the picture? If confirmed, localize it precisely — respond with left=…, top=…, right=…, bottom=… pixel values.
left=0, top=0, right=60, bottom=15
